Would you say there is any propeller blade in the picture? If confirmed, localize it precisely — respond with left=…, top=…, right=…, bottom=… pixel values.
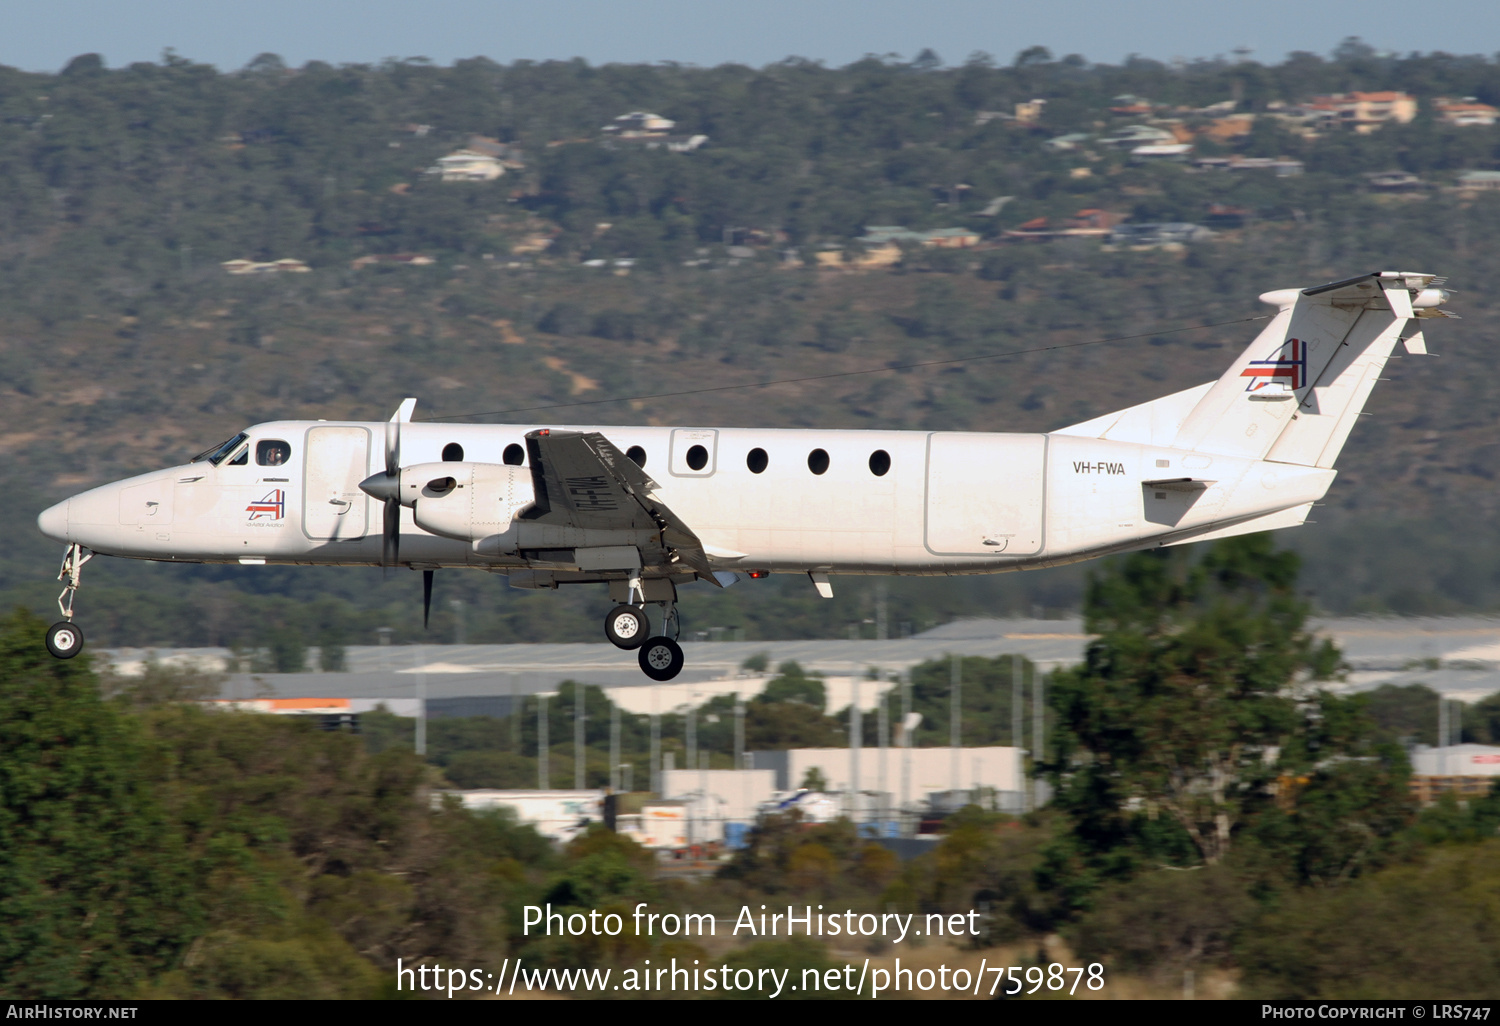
left=388, top=397, right=417, bottom=473
left=379, top=399, right=417, bottom=574
left=423, top=569, right=434, bottom=630
left=383, top=497, right=400, bottom=569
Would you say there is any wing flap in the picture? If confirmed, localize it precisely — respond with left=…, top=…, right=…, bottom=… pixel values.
left=522, top=430, right=721, bottom=584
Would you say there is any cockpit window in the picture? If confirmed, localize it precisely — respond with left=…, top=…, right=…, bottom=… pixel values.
left=229, top=447, right=248, bottom=466
left=190, top=432, right=249, bottom=466
left=257, top=440, right=291, bottom=466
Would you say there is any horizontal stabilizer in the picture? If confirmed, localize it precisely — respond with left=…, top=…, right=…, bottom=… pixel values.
left=1162, top=502, right=1314, bottom=547
left=1143, top=477, right=1212, bottom=492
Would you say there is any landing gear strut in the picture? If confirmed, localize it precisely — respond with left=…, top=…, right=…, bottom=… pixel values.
left=607, top=576, right=686, bottom=680
left=48, top=544, right=92, bottom=660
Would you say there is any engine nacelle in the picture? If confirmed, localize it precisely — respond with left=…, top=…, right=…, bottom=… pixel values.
left=399, top=462, right=533, bottom=542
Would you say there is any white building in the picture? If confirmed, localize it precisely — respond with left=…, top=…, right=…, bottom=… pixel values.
left=604, top=111, right=677, bottom=134
left=427, top=149, right=506, bottom=182
left=659, top=768, right=777, bottom=844
left=1410, top=744, right=1500, bottom=778
left=1409, top=744, right=1500, bottom=803
left=603, top=675, right=892, bottom=715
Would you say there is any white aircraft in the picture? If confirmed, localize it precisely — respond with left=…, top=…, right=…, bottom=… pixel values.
left=36, top=271, right=1452, bottom=679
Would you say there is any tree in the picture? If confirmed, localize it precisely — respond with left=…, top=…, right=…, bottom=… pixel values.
left=799, top=766, right=829, bottom=791
left=1047, top=535, right=1358, bottom=868
left=0, top=609, right=198, bottom=997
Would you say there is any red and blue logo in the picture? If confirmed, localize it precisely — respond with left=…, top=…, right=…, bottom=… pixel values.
left=1241, top=338, right=1307, bottom=393
left=246, top=489, right=285, bottom=521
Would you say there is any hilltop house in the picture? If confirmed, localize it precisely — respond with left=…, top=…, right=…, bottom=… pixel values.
left=1044, top=133, right=1091, bottom=152
left=221, top=258, right=310, bottom=275
left=858, top=226, right=982, bottom=248
left=1109, top=94, right=1154, bottom=116
left=427, top=150, right=505, bottom=182
left=1002, top=209, right=1127, bottom=241
left=1193, top=155, right=1304, bottom=177
left=601, top=111, right=707, bottom=152
left=1197, top=115, right=1256, bottom=142
left=1130, top=143, right=1192, bottom=161
left=1433, top=98, right=1500, bottom=127
left=1013, top=99, right=1047, bottom=125
left=1099, top=124, right=1175, bottom=148
left=1365, top=170, right=1426, bottom=193
left=1456, top=170, right=1500, bottom=194
left=350, top=253, right=436, bottom=269
left=1304, top=91, right=1417, bottom=133
left=1108, top=222, right=1214, bottom=248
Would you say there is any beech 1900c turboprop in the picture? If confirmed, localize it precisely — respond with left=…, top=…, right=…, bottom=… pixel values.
left=36, top=271, right=1454, bottom=679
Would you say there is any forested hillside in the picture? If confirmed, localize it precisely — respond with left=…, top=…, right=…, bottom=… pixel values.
left=4, top=43, right=1500, bottom=647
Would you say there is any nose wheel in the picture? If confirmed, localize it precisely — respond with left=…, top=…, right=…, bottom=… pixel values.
left=45, top=621, right=84, bottom=659
left=48, top=544, right=92, bottom=660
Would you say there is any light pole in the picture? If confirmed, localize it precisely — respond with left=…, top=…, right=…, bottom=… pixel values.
left=650, top=687, right=661, bottom=795
left=414, top=645, right=426, bottom=756
left=574, top=683, right=586, bottom=790
left=950, top=654, right=961, bottom=802
left=610, top=701, right=621, bottom=792
left=538, top=693, right=549, bottom=790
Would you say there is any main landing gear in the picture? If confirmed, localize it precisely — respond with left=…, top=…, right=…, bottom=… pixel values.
left=637, top=635, right=684, bottom=682
left=605, top=604, right=648, bottom=649
left=47, top=543, right=92, bottom=660
left=602, top=577, right=685, bottom=680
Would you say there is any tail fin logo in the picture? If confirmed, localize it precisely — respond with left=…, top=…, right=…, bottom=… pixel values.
left=1241, top=338, right=1307, bottom=392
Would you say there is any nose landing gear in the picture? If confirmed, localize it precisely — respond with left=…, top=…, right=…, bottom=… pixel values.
left=45, top=621, right=84, bottom=659
left=47, top=543, right=92, bottom=660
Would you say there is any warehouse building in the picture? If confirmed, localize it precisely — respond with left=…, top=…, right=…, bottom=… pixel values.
left=1408, top=744, right=1500, bottom=803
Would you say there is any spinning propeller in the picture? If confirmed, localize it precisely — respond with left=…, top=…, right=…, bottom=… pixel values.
left=358, top=399, right=434, bottom=630
left=352, top=402, right=444, bottom=633
left=358, top=398, right=416, bottom=570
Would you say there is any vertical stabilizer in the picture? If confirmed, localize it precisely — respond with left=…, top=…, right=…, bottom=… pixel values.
left=1170, top=272, right=1449, bottom=464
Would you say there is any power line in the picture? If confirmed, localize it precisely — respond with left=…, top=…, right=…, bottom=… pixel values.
left=416, top=313, right=1272, bottom=423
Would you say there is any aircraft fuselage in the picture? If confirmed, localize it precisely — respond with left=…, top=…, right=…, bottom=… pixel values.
left=38, top=420, right=1334, bottom=582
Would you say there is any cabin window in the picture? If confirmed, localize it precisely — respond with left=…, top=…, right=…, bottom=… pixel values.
left=807, top=448, right=830, bottom=475
left=868, top=449, right=891, bottom=476
left=503, top=443, right=524, bottom=466
left=256, top=440, right=291, bottom=466
left=686, top=445, right=709, bottom=471
left=191, top=432, right=248, bottom=466
left=442, top=442, right=465, bottom=462
left=746, top=448, right=769, bottom=474
left=626, top=445, right=647, bottom=468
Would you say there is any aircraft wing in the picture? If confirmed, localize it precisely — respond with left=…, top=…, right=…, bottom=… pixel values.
left=521, top=429, right=719, bottom=582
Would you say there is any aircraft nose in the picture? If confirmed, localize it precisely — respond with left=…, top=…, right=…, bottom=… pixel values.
left=37, top=499, right=70, bottom=542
